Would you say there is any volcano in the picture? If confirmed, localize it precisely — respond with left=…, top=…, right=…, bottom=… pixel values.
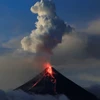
left=16, top=68, right=98, bottom=100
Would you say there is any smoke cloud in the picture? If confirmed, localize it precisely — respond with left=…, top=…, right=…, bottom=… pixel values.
left=86, top=18, right=100, bottom=34
left=0, top=90, right=69, bottom=100
left=21, top=0, right=72, bottom=54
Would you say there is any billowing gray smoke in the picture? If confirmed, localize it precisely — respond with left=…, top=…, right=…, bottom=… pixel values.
left=0, top=90, right=69, bottom=100
left=21, top=0, right=72, bottom=54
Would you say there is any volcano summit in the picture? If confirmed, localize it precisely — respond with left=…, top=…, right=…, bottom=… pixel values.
left=16, top=68, right=98, bottom=100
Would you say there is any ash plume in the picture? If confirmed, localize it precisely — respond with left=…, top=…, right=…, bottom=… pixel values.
left=21, top=0, right=72, bottom=54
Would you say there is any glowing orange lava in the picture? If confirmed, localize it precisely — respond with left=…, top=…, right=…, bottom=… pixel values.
left=30, top=62, right=57, bottom=93
left=44, top=62, right=54, bottom=77
left=44, top=62, right=57, bottom=93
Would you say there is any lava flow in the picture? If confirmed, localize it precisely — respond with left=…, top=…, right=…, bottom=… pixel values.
left=29, top=62, right=57, bottom=93
left=44, top=62, right=54, bottom=77
left=44, top=62, right=56, bottom=83
left=44, top=62, right=57, bottom=93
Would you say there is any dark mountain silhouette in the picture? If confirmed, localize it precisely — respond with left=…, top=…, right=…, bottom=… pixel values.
left=86, top=85, right=100, bottom=99
left=16, top=68, right=99, bottom=100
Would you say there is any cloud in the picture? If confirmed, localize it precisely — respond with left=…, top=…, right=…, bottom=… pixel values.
left=2, top=37, right=21, bottom=49
left=51, top=31, right=87, bottom=65
left=87, top=34, right=100, bottom=59
left=31, top=0, right=56, bottom=16
left=0, top=54, right=35, bottom=90
left=51, top=17, right=100, bottom=66
left=0, top=90, right=69, bottom=100
left=79, top=74, right=100, bottom=83
left=86, top=18, right=100, bottom=34
left=0, top=47, right=45, bottom=90
left=0, top=47, right=13, bottom=56
left=21, top=0, right=72, bottom=54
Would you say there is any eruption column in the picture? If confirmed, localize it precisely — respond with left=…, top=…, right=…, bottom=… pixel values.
left=21, top=0, right=72, bottom=94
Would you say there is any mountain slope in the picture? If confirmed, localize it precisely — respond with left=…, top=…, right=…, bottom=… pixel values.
left=16, top=68, right=98, bottom=100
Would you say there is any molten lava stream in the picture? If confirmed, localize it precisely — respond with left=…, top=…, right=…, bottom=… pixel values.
left=44, top=62, right=56, bottom=83
left=44, top=62, right=54, bottom=77
left=29, top=62, right=57, bottom=93
left=44, top=62, right=57, bottom=93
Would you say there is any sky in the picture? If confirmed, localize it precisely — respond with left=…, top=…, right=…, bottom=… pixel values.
left=0, top=0, right=100, bottom=41
left=0, top=0, right=100, bottom=91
